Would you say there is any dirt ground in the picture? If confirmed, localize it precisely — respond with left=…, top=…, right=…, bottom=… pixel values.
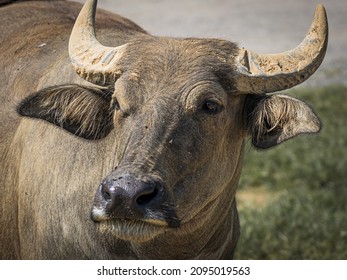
left=74, top=0, right=347, bottom=87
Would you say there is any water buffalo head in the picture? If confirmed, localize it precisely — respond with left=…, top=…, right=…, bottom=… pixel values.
left=18, top=0, right=327, bottom=248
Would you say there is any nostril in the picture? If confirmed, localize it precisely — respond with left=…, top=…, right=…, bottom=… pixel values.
left=136, top=188, right=158, bottom=206
left=100, top=184, right=112, bottom=201
left=98, top=176, right=163, bottom=211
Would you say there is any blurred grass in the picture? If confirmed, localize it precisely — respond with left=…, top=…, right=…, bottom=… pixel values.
left=234, top=85, right=347, bottom=259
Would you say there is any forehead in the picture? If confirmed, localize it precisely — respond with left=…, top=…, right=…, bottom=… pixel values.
left=119, top=37, right=238, bottom=95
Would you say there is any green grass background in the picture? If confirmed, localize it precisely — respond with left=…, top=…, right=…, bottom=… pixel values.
left=234, top=85, right=347, bottom=259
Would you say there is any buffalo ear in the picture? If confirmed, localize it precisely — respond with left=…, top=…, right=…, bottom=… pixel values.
left=245, top=94, right=321, bottom=149
left=17, top=85, right=113, bottom=140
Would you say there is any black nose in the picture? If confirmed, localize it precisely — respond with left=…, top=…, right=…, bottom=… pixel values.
left=99, top=175, right=162, bottom=217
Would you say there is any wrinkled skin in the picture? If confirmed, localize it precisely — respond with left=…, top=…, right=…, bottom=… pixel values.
left=0, top=1, right=323, bottom=259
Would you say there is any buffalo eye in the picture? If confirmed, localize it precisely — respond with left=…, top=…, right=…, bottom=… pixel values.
left=202, top=99, right=223, bottom=114
left=111, top=97, right=130, bottom=117
left=111, top=98, right=120, bottom=111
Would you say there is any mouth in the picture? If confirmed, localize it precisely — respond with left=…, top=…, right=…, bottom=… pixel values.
left=91, top=207, right=177, bottom=243
left=98, top=219, right=167, bottom=243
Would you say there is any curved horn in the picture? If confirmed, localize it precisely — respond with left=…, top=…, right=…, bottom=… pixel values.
left=69, top=0, right=127, bottom=85
left=234, top=5, right=328, bottom=94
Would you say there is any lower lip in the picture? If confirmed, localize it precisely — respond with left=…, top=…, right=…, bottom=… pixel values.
left=97, top=218, right=167, bottom=243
